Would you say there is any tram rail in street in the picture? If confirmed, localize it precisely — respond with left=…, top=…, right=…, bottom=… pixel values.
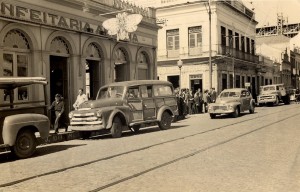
left=0, top=105, right=300, bottom=189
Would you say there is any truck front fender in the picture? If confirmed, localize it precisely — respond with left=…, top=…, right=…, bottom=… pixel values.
left=3, top=114, right=50, bottom=146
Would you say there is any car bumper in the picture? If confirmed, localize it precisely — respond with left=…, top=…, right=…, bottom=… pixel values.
left=208, top=109, right=235, bottom=114
left=257, top=98, right=276, bottom=104
left=68, top=125, right=105, bottom=131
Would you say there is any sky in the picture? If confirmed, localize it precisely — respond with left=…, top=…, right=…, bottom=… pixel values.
left=128, top=0, right=300, bottom=27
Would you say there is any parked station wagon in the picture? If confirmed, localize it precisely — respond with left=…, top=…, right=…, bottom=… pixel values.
left=68, top=80, right=178, bottom=138
left=208, top=88, right=256, bottom=119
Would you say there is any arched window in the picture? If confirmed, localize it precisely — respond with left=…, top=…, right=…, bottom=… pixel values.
left=137, top=52, right=149, bottom=80
left=3, top=29, right=31, bottom=102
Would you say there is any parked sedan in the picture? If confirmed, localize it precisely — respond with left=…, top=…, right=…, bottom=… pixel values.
left=208, top=88, right=256, bottom=119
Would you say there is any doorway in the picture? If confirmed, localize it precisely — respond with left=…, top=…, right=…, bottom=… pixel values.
left=190, top=79, right=203, bottom=93
left=50, top=55, right=69, bottom=126
left=115, top=63, right=128, bottom=82
left=167, top=75, right=179, bottom=89
left=86, top=60, right=100, bottom=99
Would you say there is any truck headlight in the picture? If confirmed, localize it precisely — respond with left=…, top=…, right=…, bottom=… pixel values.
left=69, top=112, right=74, bottom=119
left=228, top=105, right=233, bottom=110
left=96, top=111, right=102, bottom=120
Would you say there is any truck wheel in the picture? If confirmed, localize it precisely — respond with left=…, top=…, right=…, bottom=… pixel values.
left=11, top=130, right=37, bottom=159
left=210, top=114, right=216, bottom=119
left=274, top=97, right=279, bottom=105
left=111, top=117, right=122, bottom=138
left=284, top=96, right=290, bottom=105
left=158, top=111, right=172, bottom=130
left=232, top=107, right=240, bottom=118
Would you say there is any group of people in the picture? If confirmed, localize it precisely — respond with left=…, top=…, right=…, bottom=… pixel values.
left=175, top=87, right=217, bottom=119
left=49, top=88, right=88, bottom=133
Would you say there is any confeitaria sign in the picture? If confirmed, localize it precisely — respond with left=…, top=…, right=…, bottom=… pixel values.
left=0, top=2, right=153, bottom=45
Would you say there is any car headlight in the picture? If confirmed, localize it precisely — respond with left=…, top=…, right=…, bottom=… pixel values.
left=69, top=112, right=74, bottom=119
left=228, top=105, right=233, bottom=110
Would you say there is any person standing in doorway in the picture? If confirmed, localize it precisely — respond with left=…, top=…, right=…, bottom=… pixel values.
left=73, top=88, right=88, bottom=110
left=49, top=94, right=65, bottom=134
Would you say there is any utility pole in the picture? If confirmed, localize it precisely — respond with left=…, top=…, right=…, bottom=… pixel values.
left=208, top=0, right=212, bottom=90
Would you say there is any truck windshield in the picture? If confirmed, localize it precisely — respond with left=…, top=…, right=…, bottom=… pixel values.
left=263, top=86, right=275, bottom=91
left=97, top=86, right=124, bottom=99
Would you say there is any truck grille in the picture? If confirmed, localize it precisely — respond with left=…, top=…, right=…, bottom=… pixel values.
left=259, top=95, right=274, bottom=99
left=70, top=113, right=102, bottom=126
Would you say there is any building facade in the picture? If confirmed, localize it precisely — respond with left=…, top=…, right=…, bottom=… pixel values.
left=256, top=35, right=292, bottom=88
left=156, top=0, right=259, bottom=96
left=0, top=0, right=158, bottom=114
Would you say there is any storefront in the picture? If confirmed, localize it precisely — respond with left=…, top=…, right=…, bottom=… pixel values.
left=0, top=0, right=158, bottom=114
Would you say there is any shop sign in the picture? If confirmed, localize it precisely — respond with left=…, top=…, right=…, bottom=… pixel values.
left=0, top=2, right=153, bottom=45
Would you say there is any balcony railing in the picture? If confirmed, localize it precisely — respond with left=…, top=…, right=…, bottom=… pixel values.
left=218, top=45, right=259, bottom=63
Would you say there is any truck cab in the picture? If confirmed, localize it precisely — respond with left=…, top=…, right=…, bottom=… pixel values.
left=0, top=77, right=50, bottom=158
left=257, top=84, right=290, bottom=106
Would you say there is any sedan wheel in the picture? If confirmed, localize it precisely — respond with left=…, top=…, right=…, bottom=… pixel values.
left=249, top=105, right=255, bottom=114
left=232, top=107, right=240, bottom=118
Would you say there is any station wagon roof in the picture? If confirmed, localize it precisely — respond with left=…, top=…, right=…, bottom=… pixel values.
left=101, top=80, right=172, bottom=88
left=0, top=77, right=47, bottom=89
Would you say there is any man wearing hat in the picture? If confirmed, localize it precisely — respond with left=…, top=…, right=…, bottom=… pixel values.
left=49, top=94, right=65, bottom=133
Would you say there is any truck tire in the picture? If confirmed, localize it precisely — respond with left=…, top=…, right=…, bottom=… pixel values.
left=158, top=111, right=172, bottom=130
left=210, top=114, right=216, bottom=119
left=11, top=130, right=37, bottom=159
left=111, top=116, right=122, bottom=138
left=283, top=96, right=290, bottom=105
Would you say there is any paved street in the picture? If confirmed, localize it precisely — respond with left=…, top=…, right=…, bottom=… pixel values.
left=1, top=104, right=300, bottom=192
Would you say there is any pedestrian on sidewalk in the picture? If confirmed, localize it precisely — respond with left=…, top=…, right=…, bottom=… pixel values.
left=49, top=94, right=65, bottom=134
left=73, top=88, right=88, bottom=110
left=203, top=90, right=212, bottom=113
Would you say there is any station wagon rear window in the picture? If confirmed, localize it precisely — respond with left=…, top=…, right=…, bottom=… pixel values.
left=153, top=85, right=173, bottom=96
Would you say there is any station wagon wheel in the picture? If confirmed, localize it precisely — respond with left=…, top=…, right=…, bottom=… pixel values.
left=158, top=111, right=172, bottom=130
left=111, top=116, right=122, bottom=138
left=232, top=107, right=240, bottom=118
left=11, top=130, right=37, bottom=159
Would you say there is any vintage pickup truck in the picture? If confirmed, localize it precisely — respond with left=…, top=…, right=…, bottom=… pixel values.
left=0, top=77, right=50, bottom=158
